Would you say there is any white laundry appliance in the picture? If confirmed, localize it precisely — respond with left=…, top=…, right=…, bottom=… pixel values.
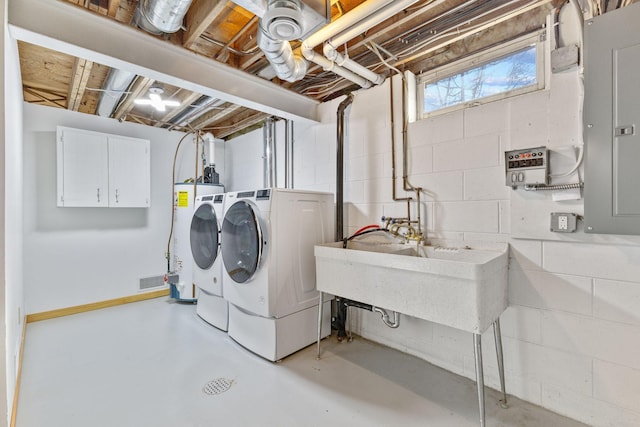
left=172, top=183, right=223, bottom=302
left=191, top=192, right=228, bottom=330
left=221, top=188, right=333, bottom=361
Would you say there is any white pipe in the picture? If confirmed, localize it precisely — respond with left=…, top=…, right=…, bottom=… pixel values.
left=302, top=0, right=419, bottom=87
left=304, top=0, right=395, bottom=49
left=328, top=0, right=421, bottom=48
left=203, top=132, right=215, bottom=165
left=301, top=45, right=372, bottom=87
left=323, top=45, right=385, bottom=85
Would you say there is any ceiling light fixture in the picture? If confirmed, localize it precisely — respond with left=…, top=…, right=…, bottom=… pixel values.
left=134, top=86, right=180, bottom=112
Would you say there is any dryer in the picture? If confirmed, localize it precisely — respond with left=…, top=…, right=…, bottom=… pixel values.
left=221, top=188, right=333, bottom=361
left=191, top=192, right=228, bottom=330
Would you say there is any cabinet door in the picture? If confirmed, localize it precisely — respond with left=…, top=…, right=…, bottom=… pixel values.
left=57, top=127, right=109, bottom=207
left=108, top=136, right=150, bottom=207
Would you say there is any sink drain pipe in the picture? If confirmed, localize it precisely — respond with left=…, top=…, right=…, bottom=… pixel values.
left=337, top=299, right=400, bottom=331
left=333, top=93, right=400, bottom=338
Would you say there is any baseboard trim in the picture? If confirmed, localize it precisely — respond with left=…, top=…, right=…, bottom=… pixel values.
left=25, top=289, right=170, bottom=323
left=10, top=317, right=27, bottom=427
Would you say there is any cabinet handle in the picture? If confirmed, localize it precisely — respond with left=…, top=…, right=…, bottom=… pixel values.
left=115, top=189, right=119, bottom=203
left=97, top=188, right=100, bottom=203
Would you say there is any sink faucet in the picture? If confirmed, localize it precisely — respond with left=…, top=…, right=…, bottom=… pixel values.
left=387, top=220, right=423, bottom=243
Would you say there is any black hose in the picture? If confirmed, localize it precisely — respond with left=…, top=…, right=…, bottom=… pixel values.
left=343, top=228, right=390, bottom=248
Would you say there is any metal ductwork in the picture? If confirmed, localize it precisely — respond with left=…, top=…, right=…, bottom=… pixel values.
left=97, top=69, right=136, bottom=117
left=232, top=0, right=328, bottom=82
left=257, top=26, right=308, bottom=82
left=134, top=0, right=194, bottom=35
left=166, top=96, right=224, bottom=129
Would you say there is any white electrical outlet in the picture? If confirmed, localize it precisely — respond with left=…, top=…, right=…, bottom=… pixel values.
left=559, top=215, right=568, bottom=230
left=550, top=212, right=578, bottom=232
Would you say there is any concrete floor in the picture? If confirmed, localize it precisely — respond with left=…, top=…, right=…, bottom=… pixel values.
left=17, top=297, right=587, bottom=427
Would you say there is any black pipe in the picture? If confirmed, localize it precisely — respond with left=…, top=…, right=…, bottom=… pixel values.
left=339, top=298, right=373, bottom=312
left=336, top=93, right=354, bottom=242
left=333, top=94, right=354, bottom=340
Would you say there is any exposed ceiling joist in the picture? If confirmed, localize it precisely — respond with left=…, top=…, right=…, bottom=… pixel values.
left=24, top=86, right=67, bottom=108
left=214, top=15, right=259, bottom=61
left=67, top=57, right=93, bottom=111
left=19, top=0, right=625, bottom=139
left=211, top=110, right=269, bottom=139
left=107, top=0, right=121, bottom=18
left=9, top=0, right=320, bottom=124
left=184, top=0, right=233, bottom=49
left=393, top=0, right=552, bottom=67
left=191, top=103, right=242, bottom=128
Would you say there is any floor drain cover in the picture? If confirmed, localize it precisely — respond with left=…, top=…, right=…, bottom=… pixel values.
left=202, top=378, right=233, bottom=395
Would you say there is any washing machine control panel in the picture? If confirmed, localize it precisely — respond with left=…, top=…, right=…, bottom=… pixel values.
left=214, top=194, right=224, bottom=203
left=256, top=189, right=271, bottom=200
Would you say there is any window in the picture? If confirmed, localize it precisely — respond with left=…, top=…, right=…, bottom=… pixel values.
left=419, top=33, right=546, bottom=118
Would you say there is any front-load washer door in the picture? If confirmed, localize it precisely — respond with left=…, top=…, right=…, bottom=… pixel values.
left=221, top=201, right=262, bottom=284
left=190, top=203, right=220, bottom=270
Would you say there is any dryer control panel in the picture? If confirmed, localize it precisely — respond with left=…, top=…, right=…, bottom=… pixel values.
left=505, top=146, right=549, bottom=188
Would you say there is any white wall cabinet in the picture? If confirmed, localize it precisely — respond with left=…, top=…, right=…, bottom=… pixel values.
left=57, top=126, right=150, bottom=208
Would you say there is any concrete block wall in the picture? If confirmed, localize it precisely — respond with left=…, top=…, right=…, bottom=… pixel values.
left=291, top=71, right=640, bottom=426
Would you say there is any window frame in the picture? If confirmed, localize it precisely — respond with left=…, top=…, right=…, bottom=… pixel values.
left=418, top=32, right=548, bottom=119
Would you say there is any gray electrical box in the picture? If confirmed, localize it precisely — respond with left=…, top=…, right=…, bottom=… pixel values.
left=505, top=146, right=549, bottom=188
left=584, top=2, right=640, bottom=235
left=550, top=212, right=578, bottom=233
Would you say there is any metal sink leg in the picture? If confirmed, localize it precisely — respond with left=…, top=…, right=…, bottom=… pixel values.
left=493, top=318, right=508, bottom=409
left=316, top=291, right=324, bottom=359
left=473, top=333, right=485, bottom=427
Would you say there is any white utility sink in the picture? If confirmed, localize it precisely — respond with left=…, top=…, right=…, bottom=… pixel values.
left=314, top=240, right=509, bottom=334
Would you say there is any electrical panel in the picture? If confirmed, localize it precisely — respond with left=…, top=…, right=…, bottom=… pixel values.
left=584, top=2, right=640, bottom=235
left=504, top=146, right=549, bottom=188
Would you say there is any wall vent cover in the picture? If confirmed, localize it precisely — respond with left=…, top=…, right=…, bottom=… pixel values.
left=139, top=275, right=165, bottom=291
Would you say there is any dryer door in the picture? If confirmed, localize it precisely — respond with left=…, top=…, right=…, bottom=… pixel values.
left=190, top=203, right=220, bottom=270
left=221, top=201, right=262, bottom=283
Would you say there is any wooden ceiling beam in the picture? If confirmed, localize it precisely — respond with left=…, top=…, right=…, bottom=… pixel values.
left=67, top=57, right=93, bottom=111
left=214, top=15, right=259, bottom=61
left=112, top=76, right=154, bottom=120
left=183, top=0, right=228, bottom=49
left=190, top=103, right=241, bottom=129
left=12, top=0, right=320, bottom=123
left=107, top=0, right=121, bottom=18
left=210, top=110, right=269, bottom=139
left=24, top=86, right=67, bottom=108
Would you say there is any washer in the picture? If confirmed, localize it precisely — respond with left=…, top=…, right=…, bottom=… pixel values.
left=171, top=183, right=223, bottom=302
left=221, top=188, right=333, bottom=361
left=191, top=192, right=228, bottom=330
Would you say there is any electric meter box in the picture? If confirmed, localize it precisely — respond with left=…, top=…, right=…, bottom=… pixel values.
left=505, top=146, right=549, bottom=188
